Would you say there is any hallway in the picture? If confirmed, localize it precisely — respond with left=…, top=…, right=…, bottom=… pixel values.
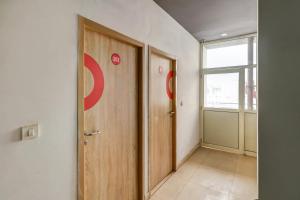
left=150, top=148, right=257, bottom=200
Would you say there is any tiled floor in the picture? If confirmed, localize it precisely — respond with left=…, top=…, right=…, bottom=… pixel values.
left=150, top=147, right=258, bottom=200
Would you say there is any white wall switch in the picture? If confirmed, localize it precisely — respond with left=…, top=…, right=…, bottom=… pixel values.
left=21, top=123, right=39, bottom=140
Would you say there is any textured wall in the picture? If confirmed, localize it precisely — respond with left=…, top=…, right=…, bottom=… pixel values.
left=259, top=0, right=300, bottom=199
left=0, top=0, right=200, bottom=199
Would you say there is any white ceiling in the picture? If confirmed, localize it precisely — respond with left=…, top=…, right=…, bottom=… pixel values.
left=154, top=0, right=257, bottom=41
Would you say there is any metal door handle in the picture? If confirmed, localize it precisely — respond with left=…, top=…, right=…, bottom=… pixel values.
left=169, top=111, right=175, bottom=115
left=84, top=130, right=101, bottom=136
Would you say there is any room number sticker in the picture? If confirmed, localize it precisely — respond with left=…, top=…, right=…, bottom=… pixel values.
left=111, top=53, right=121, bottom=65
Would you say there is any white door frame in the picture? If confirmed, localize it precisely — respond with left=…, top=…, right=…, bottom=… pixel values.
left=200, top=35, right=257, bottom=156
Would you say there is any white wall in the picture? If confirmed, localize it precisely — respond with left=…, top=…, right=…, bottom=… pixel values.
left=258, top=0, right=300, bottom=199
left=0, top=0, right=200, bottom=199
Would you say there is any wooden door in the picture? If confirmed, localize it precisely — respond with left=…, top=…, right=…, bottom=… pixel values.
left=149, top=47, right=177, bottom=191
left=78, top=17, right=143, bottom=200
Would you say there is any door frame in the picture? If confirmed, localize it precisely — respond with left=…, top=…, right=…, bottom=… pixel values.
left=77, top=16, right=145, bottom=200
left=147, top=46, right=177, bottom=195
left=202, top=69, right=243, bottom=154
left=200, top=34, right=257, bottom=156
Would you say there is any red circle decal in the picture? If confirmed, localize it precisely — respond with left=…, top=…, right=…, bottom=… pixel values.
left=111, top=53, right=121, bottom=65
left=84, top=53, right=104, bottom=111
left=166, top=70, right=174, bottom=100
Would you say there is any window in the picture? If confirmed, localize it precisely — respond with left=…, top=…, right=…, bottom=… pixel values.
left=245, top=68, right=257, bottom=110
left=203, top=36, right=257, bottom=111
left=253, top=38, right=257, bottom=65
left=204, top=73, right=239, bottom=109
left=203, top=38, right=248, bottom=68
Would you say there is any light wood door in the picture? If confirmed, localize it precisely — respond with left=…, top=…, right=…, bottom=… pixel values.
left=149, top=50, right=176, bottom=190
left=78, top=18, right=143, bottom=200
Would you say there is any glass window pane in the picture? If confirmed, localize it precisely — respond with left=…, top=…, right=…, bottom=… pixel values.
left=204, top=38, right=248, bottom=68
left=245, top=68, right=257, bottom=110
left=204, top=73, right=239, bottom=109
left=253, top=38, right=257, bottom=65
left=253, top=68, right=257, bottom=109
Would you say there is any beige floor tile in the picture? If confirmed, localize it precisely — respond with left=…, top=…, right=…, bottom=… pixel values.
left=204, top=150, right=239, bottom=173
left=228, top=192, right=258, bottom=200
left=176, top=181, right=229, bottom=200
left=172, top=159, right=199, bottom=181
left=150, top=174, right=188, bottom=200
left=189, top=165, right=234, bottom=193
left=150, top=148, right=258, bottom=200
left=187, top=149, right=237, bottom=193
left=236, top=156, right=257, bottom=178
left=149, top=192, right=171, bottom=200
left=231, top=174, right=257, bottom=197
left=188, top=147, right=211, bottom=163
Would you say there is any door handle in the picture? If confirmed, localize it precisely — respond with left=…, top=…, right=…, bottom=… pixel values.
left=84, top=130, right=101, bottom=136
left=168, top=111, right=175, bottom=115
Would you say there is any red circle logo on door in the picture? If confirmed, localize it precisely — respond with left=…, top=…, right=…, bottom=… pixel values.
left=166, top=70, right=174, bottom=100
left=84, top=53, right=105, bottom=111
left=111, top=53, right=121, bottom=65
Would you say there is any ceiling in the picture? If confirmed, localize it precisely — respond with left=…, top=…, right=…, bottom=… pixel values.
left=154, top=0, right=257, bottom=41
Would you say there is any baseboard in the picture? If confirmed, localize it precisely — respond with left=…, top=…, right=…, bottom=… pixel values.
left=202, top=142, right=258, bottom=159
left=146, top=142, right=201, bottom=200
left=149, top=172, right=174, bottom=197
left=244, top=150, right=257, bottom=157
left=202, top=143, right=242, bottom=154
left=176, top=143, right=201, bottom=170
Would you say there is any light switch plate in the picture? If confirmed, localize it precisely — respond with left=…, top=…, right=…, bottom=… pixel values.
left=21, top=123, right=39, bottom=140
